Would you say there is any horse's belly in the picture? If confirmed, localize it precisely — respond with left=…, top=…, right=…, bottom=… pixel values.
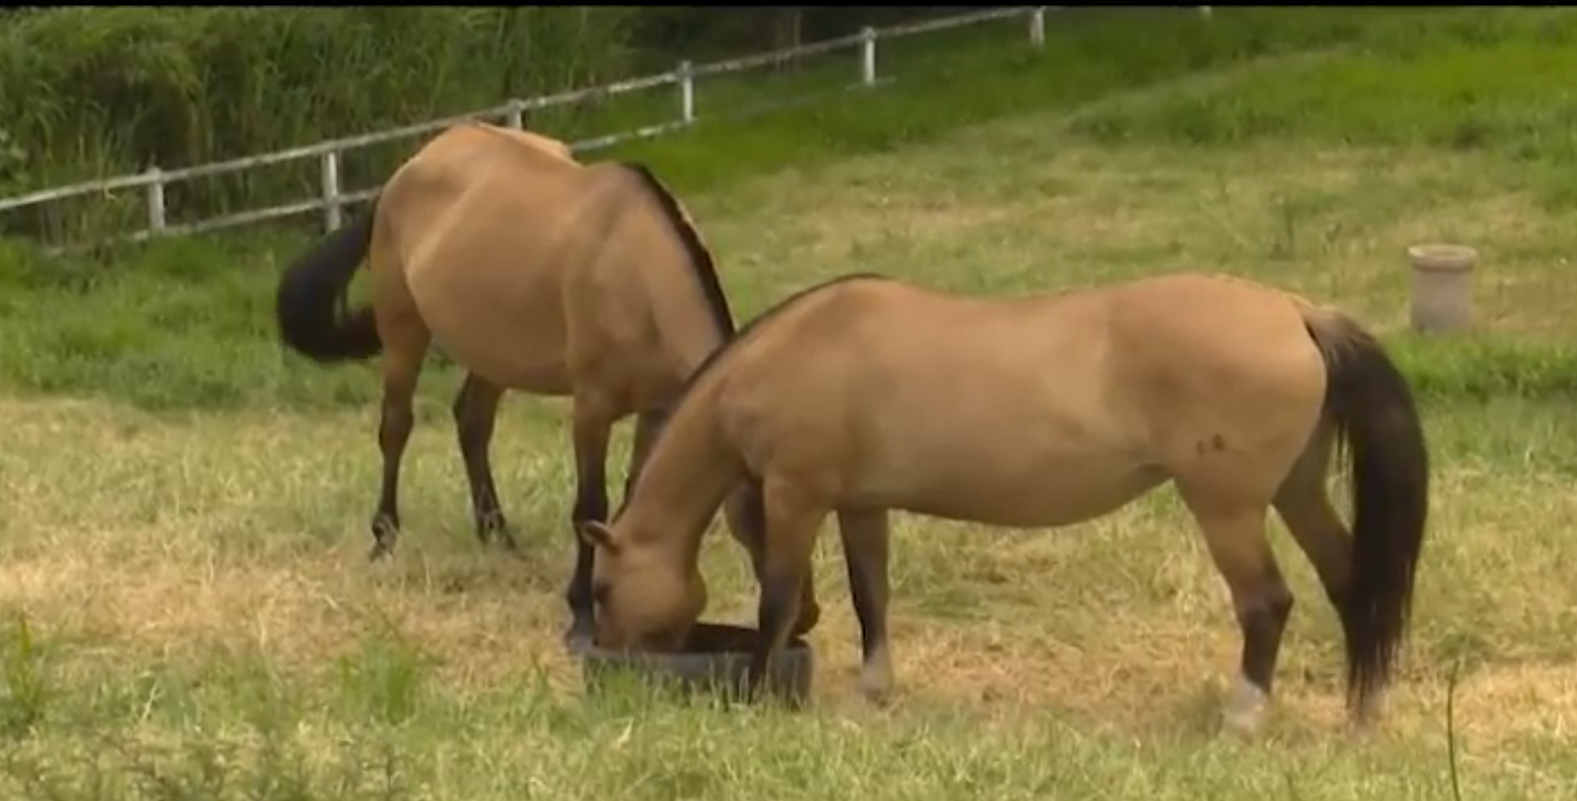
left=435, top=331, right=571, bottom=394
left=892, top=458, right=1166, bottom=530
left=413, top=279, right=572, bottom=394
left=850, top=406, right=1162, bottom=529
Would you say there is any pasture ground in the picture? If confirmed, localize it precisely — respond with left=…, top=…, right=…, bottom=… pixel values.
left=6, top=12, right=1577, bottom=800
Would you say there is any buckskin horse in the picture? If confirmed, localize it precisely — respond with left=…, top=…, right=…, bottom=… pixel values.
left=576, top=271, right=1429, bottom=734
left=273, top=121, right=799, bottom=648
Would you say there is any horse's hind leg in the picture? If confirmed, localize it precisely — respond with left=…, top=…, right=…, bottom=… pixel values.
left=1178, top=487, right=1294, bottom=737
left=1273, top=424, right=1352, bottom=614
left=836, top=508, right=894, bottom=704
left=1273, top=424, right=1370, bottom=721
left=369, top=325, right=431, bottom=561
left=564, top=398, right=617, bottom=651
left=452, top=372, right=515, bottom=550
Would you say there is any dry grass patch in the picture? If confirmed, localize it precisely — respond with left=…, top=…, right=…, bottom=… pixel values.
left=3, top=391, right=1576, bottom=757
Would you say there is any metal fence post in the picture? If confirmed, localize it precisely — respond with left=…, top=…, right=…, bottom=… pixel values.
left=678, top=60, right=696, bottom=124
left=506, top=99, right=525, bottom=129
left=1030, top=7, right=1046, bottom=47
left=145, top=165, right=166, bottom=236
left=860, top=26, right=878, bottom=86
left=320, top=150, right=342, bottom=233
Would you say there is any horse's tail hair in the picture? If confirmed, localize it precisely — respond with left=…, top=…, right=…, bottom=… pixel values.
left=1301, top=306, right=1430, bottom=720
left=275, top=194, right=383, bottom=363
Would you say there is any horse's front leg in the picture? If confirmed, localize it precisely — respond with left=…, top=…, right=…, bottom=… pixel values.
left=723, top=480, right=821, bottom=636
left=747, top=481, right=826, bottom=706
left=564, top=401, right=615, bottom=652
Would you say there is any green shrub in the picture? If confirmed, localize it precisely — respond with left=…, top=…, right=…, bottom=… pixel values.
left=0, top=8, right=638, bottom=242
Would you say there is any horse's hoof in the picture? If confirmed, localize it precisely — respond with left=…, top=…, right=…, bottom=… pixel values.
left=1220, top=675, right=1269, bottom=737
left=366, top=534, right=397, bottom=563
left=564, top=633, right=594, bottom=656
left=858, top=654, right=895, bottom=707
left=476, top=511, right=512, bottom=547
left=562, top=623, right=596, bottom=655
left=859, top=675, right=893, bottom=706
left=369, top=515, right=400, bottom=561
left=493, top=527, right=521, bottom=554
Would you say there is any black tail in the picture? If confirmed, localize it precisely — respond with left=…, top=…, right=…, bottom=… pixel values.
left=1308, top=314, right=1430, bottom=717
left=275, top=195, right=384, bottom=363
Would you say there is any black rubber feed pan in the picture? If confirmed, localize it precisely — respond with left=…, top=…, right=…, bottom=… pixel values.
left=580, top=621, right=814, bottom=705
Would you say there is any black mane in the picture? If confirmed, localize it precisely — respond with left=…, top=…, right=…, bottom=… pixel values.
left=617, top=161, right=737, bottom=339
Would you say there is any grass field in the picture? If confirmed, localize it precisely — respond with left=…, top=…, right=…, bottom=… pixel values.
left=6, top=8, right=1577, bottom=800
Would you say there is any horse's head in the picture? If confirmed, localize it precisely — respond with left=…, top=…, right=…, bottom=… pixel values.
left=577, top=519, right=706, bottom=653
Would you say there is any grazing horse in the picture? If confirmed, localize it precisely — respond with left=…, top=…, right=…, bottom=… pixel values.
left=273, top=121, right=798, bottom=648
left=577, top=271, right=1430, bottom=734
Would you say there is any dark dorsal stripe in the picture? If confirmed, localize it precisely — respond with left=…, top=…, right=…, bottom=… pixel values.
left=617, top=161, right=737, bottom=338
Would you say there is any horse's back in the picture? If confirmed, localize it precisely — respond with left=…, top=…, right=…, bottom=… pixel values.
left=379, top=123, right=590, bottom=264
left=470, top=122, right=579, bottom=165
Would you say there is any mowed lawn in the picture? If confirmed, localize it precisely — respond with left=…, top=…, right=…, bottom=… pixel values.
left=6, top=101, right=1577, bottom=799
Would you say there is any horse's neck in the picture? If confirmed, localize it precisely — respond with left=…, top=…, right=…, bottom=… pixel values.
left=623, top=391, right=740, bottom=564
left=639, top=250, right=730, bottom=379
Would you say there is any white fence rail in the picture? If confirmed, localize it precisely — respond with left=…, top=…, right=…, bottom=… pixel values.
left=0, top=6, right=1064, bottom=249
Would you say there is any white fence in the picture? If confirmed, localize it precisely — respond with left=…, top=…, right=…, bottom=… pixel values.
left=0, top=6, right=1073, bottom=249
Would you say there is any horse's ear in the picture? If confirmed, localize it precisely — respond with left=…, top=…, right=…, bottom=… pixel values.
left=577, top=521, right=620, bottom=554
